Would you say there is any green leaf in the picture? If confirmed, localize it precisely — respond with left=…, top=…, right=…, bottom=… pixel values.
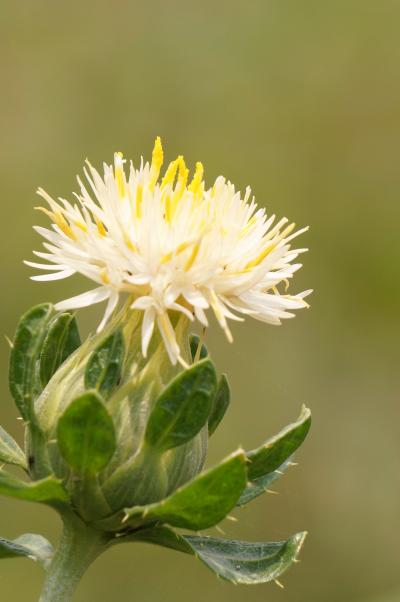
left=189, top=334, right=208, bottom=361
left=9, top=303, right=54, bottom=420
left=184, top=531, right=307, bottom=584
left=39, top=312, right=81, bottom=388
left=85, top=329, right=125, bottom=399
left=0, top=533, right=53, bottom=567
left=145, top=359, right=217, bottom=452
left=0, top=425, right=27, bottom=470
left=208, top=374, right=230, bottom=436
left=0, top=471, right=68, bottom=504
left=57, top=391, right=116, bottom=476
left=124, top=450, right=247, bottom=530
left=237, top=406, right=311, bottom=506
left=237, top=459, right=291, bottom=506
left=124, top=525, right=307, bottom=584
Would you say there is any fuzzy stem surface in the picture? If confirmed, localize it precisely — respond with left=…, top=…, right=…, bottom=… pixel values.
left=39, top=511, right=107, bottom=602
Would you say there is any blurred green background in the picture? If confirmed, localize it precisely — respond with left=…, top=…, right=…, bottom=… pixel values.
left=1, top=1, right=399, bottom=600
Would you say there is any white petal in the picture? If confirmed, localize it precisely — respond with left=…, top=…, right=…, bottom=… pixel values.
left=31, top=269, right=75, bottom=281
left=156, top=313, right=180, bottom=365
left=97, top=291, right=119, bottom=332
left=55, top=286, right=110, bottom=311
left=142, top=308, right=156, bottom=356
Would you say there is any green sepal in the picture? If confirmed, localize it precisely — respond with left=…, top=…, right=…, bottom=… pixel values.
left=84, top=329, right=125, bottom=399
left=122, top=525, right=307, bottom=584
left=144, top=359, right=217, bottom=452
left=189, top=334, right=208, bottom=361
left=208, top=374, right=230, bottom=436
left=0, top=533, right=53, bottom=567
left=9, top=303, right=54, bottom=420
left=0, top=471, right=68, bottom=504
left=0, top=425, right=27, bottom=470
left=57, top=391, right=116, bottom=476
left=39, top=312, right=81, bottom=388
left=123, top=450, right=247, bottom=530
left=238, top=406, right=311, bottom=506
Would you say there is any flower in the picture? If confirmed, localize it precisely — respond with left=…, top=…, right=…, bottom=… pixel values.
left=27, top=138, right=311, bottom=364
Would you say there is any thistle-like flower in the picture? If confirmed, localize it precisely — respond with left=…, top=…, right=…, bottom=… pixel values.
left=28, top=138, right=310, bottom=364
left=0, top=141, right=312, bottom=601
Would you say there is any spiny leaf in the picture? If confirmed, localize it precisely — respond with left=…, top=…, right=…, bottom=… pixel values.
left=39, top=312, right=81, bottom=388
left=0, top=425, right=27, bottom=470
left=57, top=391, right=116, bottom=476
left=0, top=471, right=68, bottom=504
left=183, top=531, right=307, bottom=584
left=9, top=303, right=54, bottom=420
left=123, top=450, right=247, bottom=530
left=145, top=359, right=217, bottom=452
left=85, top=329, right=125, bottom=399
left=247, top=406, right=311, bottom=481
left=123, top=525, right=307, bottom=584
left=189, top=334, right=208, bottom=361
left=0, top=533, right=54, bottom=567
left=208, top=374, right=230, bottom=436
left=238, top=406, right=311, bottom=506
left=237, top=459, right=291, bottom=506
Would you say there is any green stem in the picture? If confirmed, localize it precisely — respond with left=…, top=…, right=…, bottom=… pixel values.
left=39, top=512, right=108, bottom=602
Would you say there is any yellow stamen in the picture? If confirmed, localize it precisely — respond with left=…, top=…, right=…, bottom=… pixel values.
left=240, top=215, right=257, bottom=237
left=184, top=241, right=200, bottom=271
left=74, top=220, right=88, bottom=232
left=170, top=157, right=188, bottom=215
left=161, top=157, right=180, bottom=189
left=135, top=184, right=143, bottom=219
left=149, top=136, right=164, bottom=190
left=279, top=222, right=296, bottom=240
left=161, top=241, right=192, bottom=264
left=209, top=290, right=233, bottom=343
left=115, top=152, right=126, bottom=198
left=245, top=242, right=276, bottom=270
left=123, top=232, right=137, bottom=252
left=188, top=162, right=204, bottom=197
left=36, top=206, right=76, bottom=240
left=95, top=217, right=107, bottom=237
left=100, top=269, right=110, bottom=284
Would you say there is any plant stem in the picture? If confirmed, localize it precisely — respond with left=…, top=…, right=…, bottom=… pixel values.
left=39, top=511, right=108, bottom=602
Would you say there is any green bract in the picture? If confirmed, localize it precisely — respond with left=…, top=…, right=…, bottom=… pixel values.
left=1, top=303, right=311, bottom=600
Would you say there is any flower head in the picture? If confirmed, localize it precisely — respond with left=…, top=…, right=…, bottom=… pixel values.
left=28, top=138, right=311, bottom=364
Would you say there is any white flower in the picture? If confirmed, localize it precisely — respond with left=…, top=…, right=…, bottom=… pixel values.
left=27, top=138, right=311, bottom=365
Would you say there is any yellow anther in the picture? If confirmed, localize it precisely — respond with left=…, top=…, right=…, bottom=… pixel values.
left=123, top=231, right=137, bottom=252
left=161, top=242, right=192, bottom=264
left=149, top=136, right=164, bottom=190
left=240, top=215, right=257, bottom=237
left=171, top=157, right=188, bottom=202
left=55, top=213, right=76, bottom=240
left=184, top=241, right=200, bottom=271
left=135, top=184, right=143, bottom=219
left=36, top=206, right=76, bottom=240
left=100, top=269, right=110, bottom=284
left=245, top=242, right=276, bottom=270
left=74, top=220, right=88, bottom=232
left=279, top=222, right=296, bottom=240
left=95, top=217, right=107, bottom=237
left=188, top=162, right=204, bottom=197
left=161, top=157, right=180, bottom=189
left=115, top=152, right=126, bottom=198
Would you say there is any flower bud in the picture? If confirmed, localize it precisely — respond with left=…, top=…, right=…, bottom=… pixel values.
left=31, top=305, right=213, bottom=523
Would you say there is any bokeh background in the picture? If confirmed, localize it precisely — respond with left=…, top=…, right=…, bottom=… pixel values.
left=1, top=1, right=399, bottom=601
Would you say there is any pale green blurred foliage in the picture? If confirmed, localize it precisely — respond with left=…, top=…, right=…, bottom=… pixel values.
left=0, top=1, right=399, bottom=601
